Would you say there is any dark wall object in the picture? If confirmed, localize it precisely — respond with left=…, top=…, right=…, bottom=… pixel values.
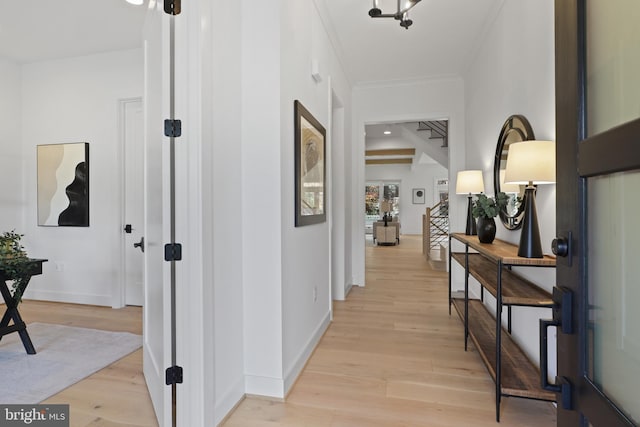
left=493, top=115, right=534, bottom=230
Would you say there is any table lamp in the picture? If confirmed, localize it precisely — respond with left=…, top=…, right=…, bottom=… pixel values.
left=504, top=140, right=555, bottom=258
left=380, top=200, right=393, bottom=225
left=456, top=170, right=485, bottom=235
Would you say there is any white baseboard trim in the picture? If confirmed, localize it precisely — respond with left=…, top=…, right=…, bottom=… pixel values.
left=244, top=374, right=285, bottom=399
left=22, top=289, right=112, bottom=307
left=344, top=282, right=353, bottom=297
left=215, top=377, right=245, bottom=426
left=283, top=310, right=331, bottom=395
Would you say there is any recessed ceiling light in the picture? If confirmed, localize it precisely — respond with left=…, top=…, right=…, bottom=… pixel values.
left=384, top=131, right=391, bottom=135
left=126, top=0, right=144, bottom=5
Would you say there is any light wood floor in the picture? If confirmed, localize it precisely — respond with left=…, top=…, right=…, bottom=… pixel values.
left=10, top=301, right=158, bottom=427
left=5, top=235, right=557, bottom=426
left=223, top=235, right=556, bottom=426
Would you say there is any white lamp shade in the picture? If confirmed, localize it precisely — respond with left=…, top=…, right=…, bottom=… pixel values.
left=456, top=170, right=485, bottom=194
left=504, top=140, right=556, bottom=185
left=499, top=169, right=521, bottom=193
left=380, top=201, right=392, bottom=212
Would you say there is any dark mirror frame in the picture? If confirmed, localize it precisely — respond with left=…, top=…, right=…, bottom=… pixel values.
left=493, top=115, right=535, bottom=230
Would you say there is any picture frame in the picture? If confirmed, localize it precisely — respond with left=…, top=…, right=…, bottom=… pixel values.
left=37, top=142, right=90, bottom=227
left=412, top=188, right=425, bottom=204
left=294, top=100, right=326, bottom=226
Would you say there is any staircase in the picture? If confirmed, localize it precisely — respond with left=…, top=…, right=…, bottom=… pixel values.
left=423, top=199, right=449, bottom=261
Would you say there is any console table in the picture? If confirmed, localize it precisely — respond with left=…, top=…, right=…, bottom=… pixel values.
left=448, top=233, right=555, bottom=421
left=0, top=258, right=47, bottom=354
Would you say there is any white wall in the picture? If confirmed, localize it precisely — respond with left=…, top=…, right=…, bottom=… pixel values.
left=206, top=0, right=353, bottom=418
left=280, top=0, right=352, bottom=393
left=366, top=163, right=448, bottom=234
left=210, top=0, right=246, bottom=421
left=20, top=49, right=143, bottom=305
left=353, top=77, right=467, bottom=286
left=240, top=0, right=285, bottom=398
left=0, top=59, right=23, bottom=230
left=463, top=0, right=556, bottom=373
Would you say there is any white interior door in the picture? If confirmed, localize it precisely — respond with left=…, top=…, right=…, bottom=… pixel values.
left=142, top=2, right=171, bottom=426
left=123, top=98, right=144, bottom=306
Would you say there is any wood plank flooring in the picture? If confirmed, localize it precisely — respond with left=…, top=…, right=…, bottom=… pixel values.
left=6, top=301, right=158, bottom=427
left=3, top=235, right=557, bottom=426
left=223, top=235, right=556, bottom=426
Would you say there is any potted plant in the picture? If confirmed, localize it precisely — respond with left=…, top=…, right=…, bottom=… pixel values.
left=0, top=230, right=30, bottom=302
left=472, top=193, right=509, bottom=243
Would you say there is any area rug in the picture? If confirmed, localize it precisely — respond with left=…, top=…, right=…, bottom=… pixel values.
left=0, top=322, right=142, bottom=404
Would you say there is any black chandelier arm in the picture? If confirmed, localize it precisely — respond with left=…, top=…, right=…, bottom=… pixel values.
left=369, top=0, right=421, bottom=28
left=369, top=13, right=400, bottom=19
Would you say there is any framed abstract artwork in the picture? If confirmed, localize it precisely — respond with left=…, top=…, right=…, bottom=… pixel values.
left=37, top=142, right=89, bottom=227
left=294, top=100, right=326, bottom=226
left=412, top=188, right=425, bottom=204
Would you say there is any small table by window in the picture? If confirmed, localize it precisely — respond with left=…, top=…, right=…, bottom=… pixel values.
left=0, top=258, right=47, bottom=354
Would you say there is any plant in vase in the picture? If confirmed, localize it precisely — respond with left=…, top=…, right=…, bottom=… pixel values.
left=472, top=193, right=509, bottom=243
left=0, top=230, right=30, bottom=302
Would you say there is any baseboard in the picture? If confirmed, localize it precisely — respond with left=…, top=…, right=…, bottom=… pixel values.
left=244, top=374, right=285, bottom=398
left=283, top=310, right=331, bottom=395
left=344, top=282, right=353, bottom=297
left=215, top=378, right=245, bottom=426
left=23, top=289, right=112, bottom=307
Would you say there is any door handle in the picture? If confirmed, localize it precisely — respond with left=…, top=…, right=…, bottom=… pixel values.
left=552, top=231, right=572, bottom=265
left=134, top=237, right=145, bottom=253
left=539, top=286, right=573, bottom=409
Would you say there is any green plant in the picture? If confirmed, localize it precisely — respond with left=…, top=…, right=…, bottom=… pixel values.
left=0, top=230, right=30, bottom=302
left=472, top=193, right=509, bottom=219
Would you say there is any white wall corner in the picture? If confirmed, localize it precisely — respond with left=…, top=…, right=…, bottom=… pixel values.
left=283, top=310, right=331, bottom=394
left=214, top=377, right=246, bottom=426
left=244, top=375, right=285, bottom=399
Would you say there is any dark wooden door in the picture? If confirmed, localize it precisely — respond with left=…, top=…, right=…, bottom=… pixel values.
left=555, top=1, right=640, bottom=426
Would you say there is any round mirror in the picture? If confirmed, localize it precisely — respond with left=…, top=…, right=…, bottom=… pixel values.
left=493, top=115, right=535, bottom=230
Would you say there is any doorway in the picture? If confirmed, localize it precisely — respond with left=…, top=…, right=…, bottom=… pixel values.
left=120, top=97, right=144, bottom=307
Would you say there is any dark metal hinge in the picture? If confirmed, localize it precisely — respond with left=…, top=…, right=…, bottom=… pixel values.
left=164, top=243, right=183, bottom=261
left=165, top=365, right=183, bottom=385
left=164, top=0, right=181, bottom=15
left=164, top=119, right=182, bottom=138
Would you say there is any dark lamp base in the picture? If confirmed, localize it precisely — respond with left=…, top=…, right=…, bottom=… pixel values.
left=518, top=186, right=543, bottom=258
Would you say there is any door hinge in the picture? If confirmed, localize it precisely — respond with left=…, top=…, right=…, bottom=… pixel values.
left=164, top=119, right=182, bottom=138
left=165, top=365, right=183, bottom=385
left=164, top=243, right=183, bottom=261
left=164, top=0, right=181, bottom=15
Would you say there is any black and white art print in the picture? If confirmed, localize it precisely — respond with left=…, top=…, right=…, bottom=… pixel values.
left=37, top=142, right=89, bottom=227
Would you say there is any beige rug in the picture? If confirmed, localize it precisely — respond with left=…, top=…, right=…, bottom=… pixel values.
left=0, top=322, right=142, bottom=404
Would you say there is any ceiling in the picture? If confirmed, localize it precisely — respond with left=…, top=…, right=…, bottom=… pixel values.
left=318, top=0, right=504, bottom=84
left=0, top=0, right=147, bottom=64
left=0, top=0, right=503, bottom=83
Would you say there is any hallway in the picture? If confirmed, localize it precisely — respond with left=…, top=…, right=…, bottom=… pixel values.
left=223, top=235, right=556, bottom=426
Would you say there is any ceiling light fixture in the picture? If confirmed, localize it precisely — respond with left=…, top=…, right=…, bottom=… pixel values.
left=369, top=0, right=422, bottom=29
left=126, top=0, right=144, bottom=5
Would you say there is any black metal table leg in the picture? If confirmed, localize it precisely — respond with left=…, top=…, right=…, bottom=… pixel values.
left=464, top=244, right=469, bottom=351
left=496, top=260, right=503, bottom=422
left=448, top=234, right=452, bottom=315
